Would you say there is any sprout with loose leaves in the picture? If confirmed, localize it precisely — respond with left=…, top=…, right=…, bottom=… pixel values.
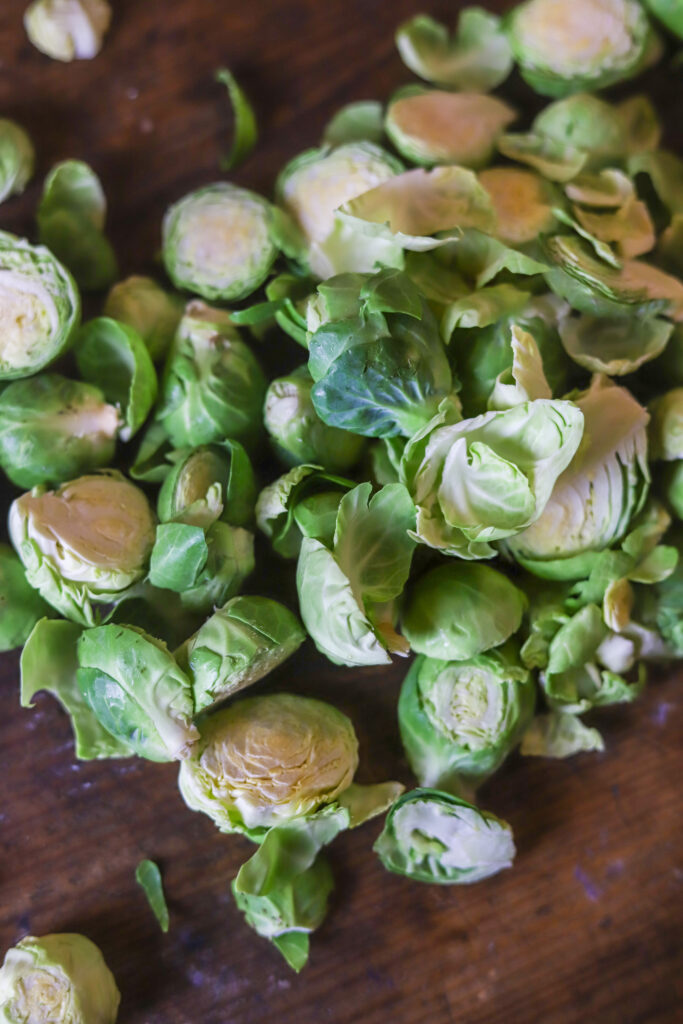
left=157, top=440, right=256, bottom=529
left=9, top=471, right=157, bottom=626
left=162, top=183, right=277, bottom=301
left=0, top=120, right=34, bottom=203
left=24, top=0, right=111, bottom=61
left=0, top=375, right=119, bottom=489
left=374, top=789, right=515, bottom=884
left=256, top=464, right=353, bottom=559
left=0, top=933, right=119, bottom=1024
left=104, top=276, right=183, bottom=362
left=0, top=230, right=80, bottom=380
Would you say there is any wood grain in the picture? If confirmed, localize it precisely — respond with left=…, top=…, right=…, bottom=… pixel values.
left=0, top=2, right=681, bottom=1022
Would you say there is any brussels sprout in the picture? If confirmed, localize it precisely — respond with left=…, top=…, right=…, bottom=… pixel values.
left=643, top=0, right=683, bottom=38
left=256, top=465, right=353, bottom=559
left=0, top=230, right=80, bottom=380
left=135, top=860, right=169, bottom=933
left=374, top=789, right=515, bottom=884
left=0, top=933, right=119, bottom=1024
left=506, top=0, right=660, bottom=98
left=297, top=483, right=416, bottom=667
left=398, top=651, right=534, bottom=794
left=37, top=160, right=118, bottom=291
left=156, top=300, right=266, bottom=450
left=264, top=366, right=365, bottom=471
left=307, top=268, right=455, bottom=439
left=215, top=67, right=257, bottom=172
left=157, top=440, right=256, bottom=529
left=649, top=389, right=683, bottom=461
left=571, top=196, right=655, bottom=260
left=103, top=276, right=183, bottom=362
left=521, top=711, right=605, bottom=757
left=402, top=562, right=526, bottom=660
left=0, top=120, right=34, bottom=203
left=275, top=142, right=402, bottom=277
left=322, top=101, right=384, bottom=147
left=77, top=623, right=199, bottom=761
left=162, top=183, right=277, bottom=302
left=385, top=90, right=515, bottom=170
left=559, top=315, right=673, bottom=376
left=178, top=693, right=359, bottom=837
left=24, top=0, right=111, bottom=61
left=177, top=595, right=306, bottom=713
left=9, top=472, right=157, bottom=626
left=506, top=377, right=650, bottom=579
left=400, top=397, right=584, bottom=559
left=0, top=545, right=50, bottom=652
left=395, top=8, right=513, bottom=91
left=479, top=167, right=558, bottom=246
left=0, top=375, right=119, bottom=489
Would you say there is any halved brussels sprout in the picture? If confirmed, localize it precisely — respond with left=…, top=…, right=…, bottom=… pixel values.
left=24, top=0, right=111, bottom=61
left=0, top=545, right=50, bottom=652
left=156, top=300, right=266, bottom=450
left=0, top=230, right=80, bottom=380
left=9, top=471, right=157, bottom=625
left=162, top=183, right=277, bottom=301
left=649, top=388, right=683, bottom=461
left=103, top=275, right=183, bottom=362
left=0, top=120, right=34, bottom=203
left=178, top=595, right=305, bottom=713
left=398, top=650, right=534, bottom=794
left=479, top=167, right=558, bottom=246
left=385, top=90, right=516, bottom=169
left=506, top=0, right=660, bottom=97
left=77, top=623, right=199, bottom=761
left=178, top=693, right=359, bottom=837
left=0, top=374, right=119, bottom=488
left=0, top=933, right=119, bottom=1024
left=402, top=562, right=526, bottom=659
left=264, top=366, right=365, bottom=471
left=559, top=314, right=673, bottom=375
left=157, top=440, right=256, bottom=529
left=374, top=789, right=515, bottom=883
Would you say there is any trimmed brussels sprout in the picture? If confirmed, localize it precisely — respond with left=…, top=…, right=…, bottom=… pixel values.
left=256, top=465, right=353, bottom=559
left=559, top=315, right=673, bottom=376
left=385, top=90, right=515, bottom=169
left=275, top=142, right=402, bottom=277
left=0, top=933, right=119, bottom=1024
left=0, top=545, right=50, bottom=652
left=77, top=623, right=199, bottom=761
left=296, top=483, right=416, bottom=667
left=264, top=366, right=365, bottom=471
left=103, top=276, right=183, bottom=362
left=37, top=160, right=118, bottom=291
left=506, top=0, right=660, bottom=97
left=178, top=693, right=359, bottom=837
left=395, top=8, right=513, bottom=91
left=374, top=789, right=515, bottom=884
left=162, top=183, right=277, bottom=301
left=322, top=101, right=384, bottom=147
left=156, top=300, right=266, bottom=450
left=9, top=472, right=156, bottom=626
left=649, top=389, right=683, bottom=461
left=506, top=377, right=650, bottom=579
left=0, top=230, right=80, bottom=380
left=0, top=120, right=34, bottom=203
left=402, top=562, right=526, bottom=660
left=479, top=167, right=558, bottom=246
left=0, top=374, right=118, bottom=488
left=177, top=595, right=306, bottom=713
left=398, top=651, right=534, bottom=794
left=307, top=268, right=455, bottom=439
left=521, top=711, right=604, bottom=757
left=24, top=0, right=111, bottom=61
left=157, top=440, right=256, bottom=529
left=643, top=0, right=683, bottom=38
left=400, top=397, right=584, bottom=559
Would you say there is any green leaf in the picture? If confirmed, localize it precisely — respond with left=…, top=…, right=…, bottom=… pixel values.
left=395, top=9, right=512, bottom=91
left=215, top=68, right=258, bottom=172
left=135, top=859, right=170, bottom=933
left=149, top=523, right=209, bottom=592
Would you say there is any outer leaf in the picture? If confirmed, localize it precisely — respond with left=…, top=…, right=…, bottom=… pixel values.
left=215, top=68, right=258, bottom=172
left=521, top=712, right=604, bottom=757
left=135, top=859, right=170, bottom=933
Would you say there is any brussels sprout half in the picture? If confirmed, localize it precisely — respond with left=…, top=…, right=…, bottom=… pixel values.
left=0, top=231, right=80, bottom=380
left=157, top=440, right=256, bottom=529
left=0, top=119, right=34, bottom=203
left=162, top=183, right=277, bottom=302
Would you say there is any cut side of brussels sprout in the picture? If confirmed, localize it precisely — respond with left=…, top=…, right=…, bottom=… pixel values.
left=385, top=90, right=516, bottom=169
left=162, top=183, right=277, bottom=302
left=0, top=231, right=80, bottom=380
left=24, top=0, right=112, bottom=61
left=0, top=120, right=34, bottom=203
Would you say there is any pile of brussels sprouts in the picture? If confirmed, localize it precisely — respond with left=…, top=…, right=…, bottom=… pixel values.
left=1, top=0, right=682, bottom=998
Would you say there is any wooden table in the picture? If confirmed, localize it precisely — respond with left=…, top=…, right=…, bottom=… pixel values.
left=0, top=2, right=681, bottom=1021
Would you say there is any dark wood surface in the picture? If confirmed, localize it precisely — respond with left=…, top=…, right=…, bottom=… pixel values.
left=0, top=2, right=681, bottom=1022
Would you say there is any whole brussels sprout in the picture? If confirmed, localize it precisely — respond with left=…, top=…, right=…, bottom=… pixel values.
left=0, top=932, right=119, bottom=1024
left=178, top=693, right=359, bottom=837
left=9, top=472, right=157, bottom=626
left=0, top=230, right=80, bottom=380
left=157, top=440, right=256, bottom=529
left=0, top=374, right=119, bottom=489
left=0, top=120, right=34, bottom=203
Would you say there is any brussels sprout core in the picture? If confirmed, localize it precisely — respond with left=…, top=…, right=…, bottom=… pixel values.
left=421, top=661, right=519, bottom=751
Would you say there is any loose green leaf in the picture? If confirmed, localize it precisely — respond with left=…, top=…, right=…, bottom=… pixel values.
left=135, top=859, right=170, bottom=933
